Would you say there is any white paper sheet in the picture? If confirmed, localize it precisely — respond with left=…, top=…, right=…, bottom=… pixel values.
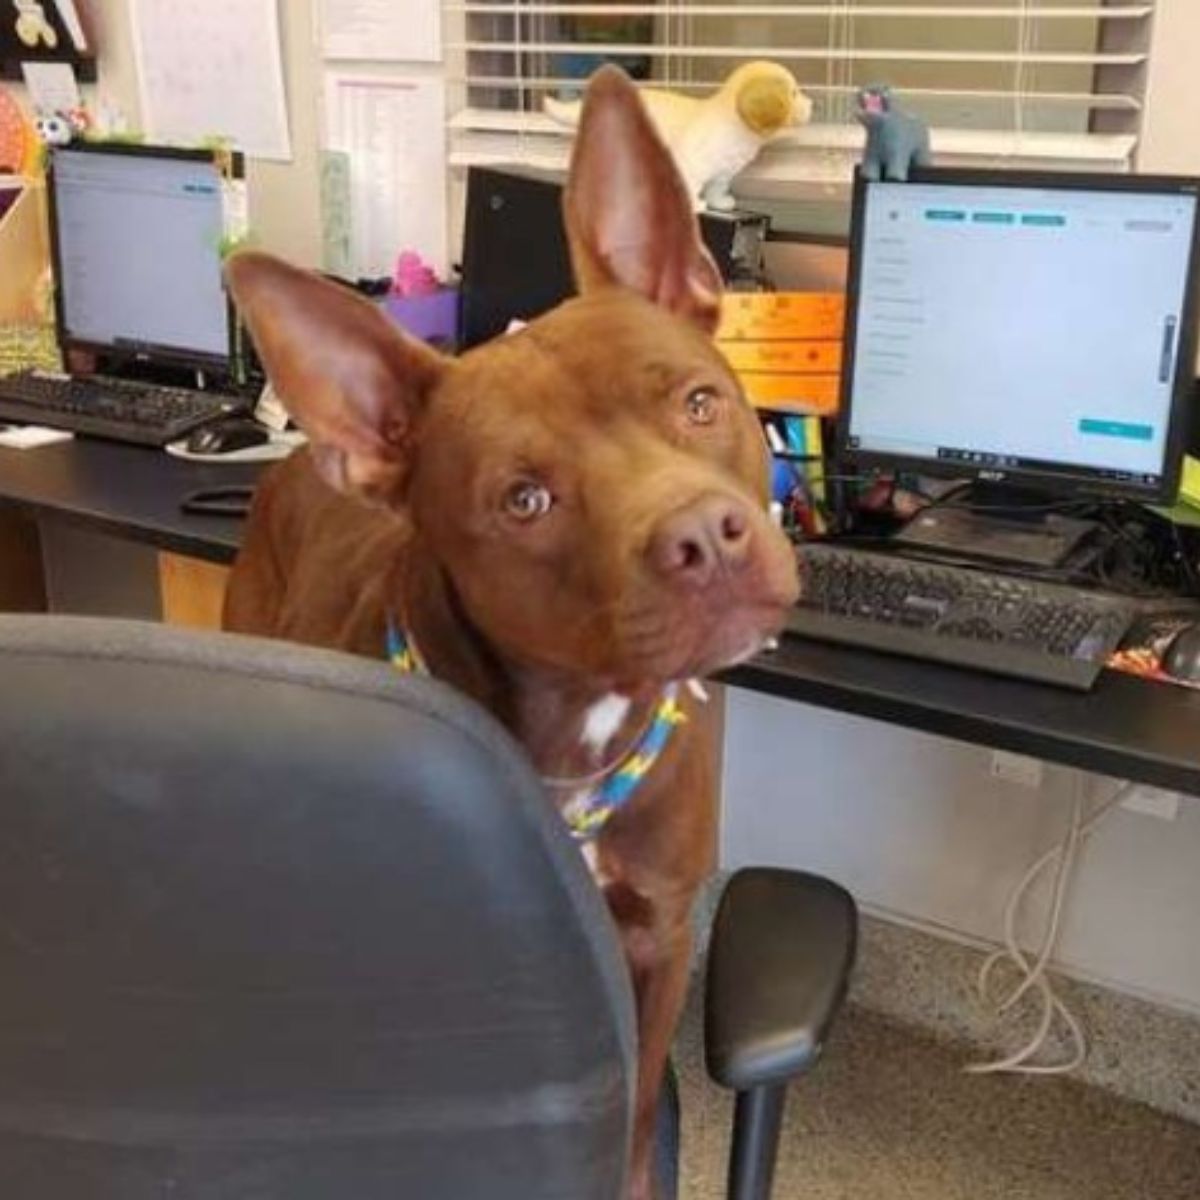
left=128, top=0, right=292, bottom=161
left=323, top=73, right=447, bottom=278
left=20, top=62, right=81, bottom=114
left=317, top=0, right=442, bottom=63
left=0, top=426, right=74, bottom=449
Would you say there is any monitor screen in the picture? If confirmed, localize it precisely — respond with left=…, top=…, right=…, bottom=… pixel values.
left=48, top=145, right=233, bottom=369
left=841, top=170, right=1200, bottom=501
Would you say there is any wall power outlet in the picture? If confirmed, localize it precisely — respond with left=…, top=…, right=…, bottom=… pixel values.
left=1119, top=785, right=1182, bottom=821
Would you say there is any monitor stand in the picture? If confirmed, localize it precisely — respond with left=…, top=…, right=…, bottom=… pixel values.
left=893, top=484, right=1099, bottom=571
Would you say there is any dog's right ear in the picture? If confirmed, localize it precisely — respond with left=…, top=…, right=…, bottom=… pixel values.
left=563, top=65, right=722, bottom=334
left=225, top=251, right=445, bottom=503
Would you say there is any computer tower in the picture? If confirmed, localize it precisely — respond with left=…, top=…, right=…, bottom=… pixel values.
left=458, top=167, right=769, bottom=349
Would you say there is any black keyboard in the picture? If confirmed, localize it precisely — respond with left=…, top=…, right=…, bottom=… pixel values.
left=0, top=371, right=238, bottom=447
left=788, top=543, right=1136, bottom=691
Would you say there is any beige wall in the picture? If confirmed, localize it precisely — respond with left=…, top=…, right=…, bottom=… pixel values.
left=1138, top=0, right=1200, bottom=175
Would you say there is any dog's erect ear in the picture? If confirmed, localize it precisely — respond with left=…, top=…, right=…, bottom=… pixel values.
left=225, top=251, right=445, bottom=503
left=563, top=65, right=722, bottom=334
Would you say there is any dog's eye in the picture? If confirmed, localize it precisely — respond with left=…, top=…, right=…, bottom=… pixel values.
left=503, top=480, right=553, bottom=521
left=684, top=387, right=719, bottom=426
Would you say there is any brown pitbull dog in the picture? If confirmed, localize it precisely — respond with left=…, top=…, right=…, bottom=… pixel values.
left=222, top=65, right=798, bottom=1200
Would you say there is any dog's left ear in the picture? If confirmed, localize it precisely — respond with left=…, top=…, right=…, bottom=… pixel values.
left=564, top=65, right=722, bottom=335
left=226, top=251, right=446, bottom=503
left=737, top=75, right=792, bottom=136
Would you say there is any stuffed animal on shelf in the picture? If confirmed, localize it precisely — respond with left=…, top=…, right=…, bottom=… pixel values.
left=856, top=85, right=932, bottom=182
left=545, top=61, right=812, bottom=212
left=32, top=106, right=89, bottom=153
left=33, top=111, right=72, bottom=147
left=12, top=0, right=58, bottom=48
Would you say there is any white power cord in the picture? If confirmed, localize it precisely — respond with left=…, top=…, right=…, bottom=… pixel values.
left=965, top=774, right=1125, bottom=1077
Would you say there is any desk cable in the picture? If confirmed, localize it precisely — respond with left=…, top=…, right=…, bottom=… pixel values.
left=964, top=774, right=1125, bottom=1077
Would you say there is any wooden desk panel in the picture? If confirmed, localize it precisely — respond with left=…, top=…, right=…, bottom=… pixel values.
left=159, top=552, right=230, bottom=631
left=0, top=506, right=45, bottom=611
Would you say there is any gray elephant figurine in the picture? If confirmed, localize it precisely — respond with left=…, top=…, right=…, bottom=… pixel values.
left=856, top=85, right=932, bottom=182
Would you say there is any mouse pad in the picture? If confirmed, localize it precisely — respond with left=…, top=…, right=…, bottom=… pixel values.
left=1108, top=611, right=1200, bottom=689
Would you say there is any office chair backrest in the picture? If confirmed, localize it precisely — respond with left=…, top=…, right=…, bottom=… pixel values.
left=0, top=616, right=635, bottom=1200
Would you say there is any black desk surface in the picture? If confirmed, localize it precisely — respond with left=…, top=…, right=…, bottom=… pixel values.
left=3, top=437, right=1199, bottom=793
left=724, top=640, right=1200, bottom=797
left=0, top=439, right=257, bottom=564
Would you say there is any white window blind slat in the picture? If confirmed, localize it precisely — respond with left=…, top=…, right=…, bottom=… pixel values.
left=445, top=0, right=1156, bottom=189
left=452, top=77, right=1142, bottom=111
left=450, top=106, right=1137, bottom=155
left=448, top=127, right=1136, bottom=178
left=448, top=4, right=1152, bottom=18
left=450, top=41, right=1145, bottom=65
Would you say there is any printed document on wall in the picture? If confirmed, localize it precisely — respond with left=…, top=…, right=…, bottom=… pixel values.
left=324, top=74, right=447, bottom=278
left=318, top=0, right=442, bottom=62
left=129, top=0, right=292, bottom=161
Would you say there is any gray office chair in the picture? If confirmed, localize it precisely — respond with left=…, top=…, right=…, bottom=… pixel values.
left=0, top=615, right=855, bottom=1200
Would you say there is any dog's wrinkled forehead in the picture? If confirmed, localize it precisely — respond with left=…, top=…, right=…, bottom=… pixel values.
left=442, top=292, right=738, bottom=428
left=528, top=291, right=733, bottom=393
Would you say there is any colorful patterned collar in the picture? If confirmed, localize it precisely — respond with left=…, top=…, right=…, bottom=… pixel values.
left=385, top=618, right=686, bottom=842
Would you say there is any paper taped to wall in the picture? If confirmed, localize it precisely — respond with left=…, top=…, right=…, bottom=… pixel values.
left=318, top=0, right=442, bottom=63
left=323, top=73, right=447, bottom=278
left=129, top=0, right=292, bottom=161
left=20, top=62, right=81, bottom=114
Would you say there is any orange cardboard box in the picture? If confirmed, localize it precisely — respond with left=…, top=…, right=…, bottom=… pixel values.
left=719, top=340, right=842, bottom=375
left=739, top=374, right=841, bottom=416
left=717, top=292, right=845, bottom=342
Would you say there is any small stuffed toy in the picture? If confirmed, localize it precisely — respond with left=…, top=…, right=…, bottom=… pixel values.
left=546, top=62, right=812, bottom=212
left=856, top=85, right=932, bottom=182
left=34, top=111, right=72, bottom=147
left=33, top=106, right=89, bottom=149
left=12, top=0, right=58, bottom=49
left=392, top=251, right=439, bottom=298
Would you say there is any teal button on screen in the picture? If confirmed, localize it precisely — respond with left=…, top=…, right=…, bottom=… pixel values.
left=1021, top=213, right=1067, bottom=227
left=1079, top=418, right=1154, bottom=442
left=925, top=209, right=967, bottom=222
left=971, top=211, right=1016, bottom=224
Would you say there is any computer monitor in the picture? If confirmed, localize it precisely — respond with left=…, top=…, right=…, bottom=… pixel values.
left=459, top=169, right=574, bottom=349
left=459, top=167, right=770, bottom=348
left=46, top=143, right=241, bottom=374
left=839, top=168, right=1200, bottom=507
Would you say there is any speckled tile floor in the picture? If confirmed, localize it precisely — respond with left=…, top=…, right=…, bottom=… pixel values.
left=674, top=997, right=1200, bottom=1199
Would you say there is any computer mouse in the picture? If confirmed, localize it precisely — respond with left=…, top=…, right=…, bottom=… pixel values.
left=186, top=419, right=270, bottom=456
left=1162, top=623, right=1200, bottom=683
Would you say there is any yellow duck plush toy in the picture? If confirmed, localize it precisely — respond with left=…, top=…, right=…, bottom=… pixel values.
left=545, top=61, right=812, bottom=211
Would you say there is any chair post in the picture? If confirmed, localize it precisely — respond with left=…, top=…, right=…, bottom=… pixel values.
left=727, top=1082, right=788, bottom=1200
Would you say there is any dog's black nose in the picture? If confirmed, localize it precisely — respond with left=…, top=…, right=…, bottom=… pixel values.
left=649, top=495, right=752, bottom=589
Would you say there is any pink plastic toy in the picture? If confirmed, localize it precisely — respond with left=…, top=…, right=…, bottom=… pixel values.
left=392, top=251, right=439, bottom=298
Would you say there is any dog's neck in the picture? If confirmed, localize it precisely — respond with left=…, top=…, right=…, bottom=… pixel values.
left=395, top=550, right=670, bottom=782
left=506, top=665, right=665, bottom=782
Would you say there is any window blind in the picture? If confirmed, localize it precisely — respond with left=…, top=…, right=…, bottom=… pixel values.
left=442, top=2, right=1155, bottom=195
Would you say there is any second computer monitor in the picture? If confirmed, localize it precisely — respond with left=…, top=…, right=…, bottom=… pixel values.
left=47, top=143, right=239, bottom=373
left=839, top=168, right=1200, bottom=504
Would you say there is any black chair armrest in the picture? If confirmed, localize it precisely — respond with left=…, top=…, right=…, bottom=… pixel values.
left=705, top=867, right=857, bottom=1092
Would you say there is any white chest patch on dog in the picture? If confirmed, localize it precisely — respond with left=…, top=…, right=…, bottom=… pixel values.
left=580, top=693, right=631, bottom=758
left=579, top=839, right=611, bottom=886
